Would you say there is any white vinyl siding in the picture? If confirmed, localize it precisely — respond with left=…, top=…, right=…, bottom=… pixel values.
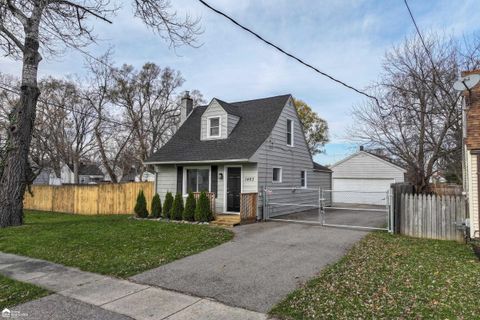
left=154, top=164, right=177, bottom=203
left=331, top=152, right=405, bottom=181
left=466, top=151, right=479, bottom=238
left=201, top=99, right=240, bottom=140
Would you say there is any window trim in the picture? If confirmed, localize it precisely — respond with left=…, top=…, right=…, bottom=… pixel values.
left=300, top=170, right=307, bottom=188
left=207, top=116, right=221, bottom=138
left=286, top=118, right=294, bottom=147
left=183, top=166, right=211, bottom=196
left=272, top=167, right=283, bottom=183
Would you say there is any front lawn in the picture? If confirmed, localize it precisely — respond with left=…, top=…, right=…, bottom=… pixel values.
left=0, top=211, right=233, bottom=278
left=0, top=274, right=49, bottom=309
left=271, top=232, right=480, bottom=319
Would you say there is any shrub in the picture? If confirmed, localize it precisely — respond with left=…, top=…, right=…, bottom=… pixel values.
left=195, top=191, right=212, bottom=222
left=151, top=193, right=162, bottom=218
left=134, top=190, right=148, bottom=218
left=171, top=193, right=184, bottom=220
left=163, top=192, right=173, bottom=219
left=183, top=192, right=196, bottom=221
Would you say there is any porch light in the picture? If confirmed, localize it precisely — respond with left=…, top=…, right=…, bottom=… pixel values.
left=219, top=173, right=223, bottom=180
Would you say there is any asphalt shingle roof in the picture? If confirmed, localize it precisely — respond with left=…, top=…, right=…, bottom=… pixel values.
left=145, top=94, right=291, bottom=163
left=313, top=161, right=332, bottom=172
left=67, top=164, right=104, bottom=176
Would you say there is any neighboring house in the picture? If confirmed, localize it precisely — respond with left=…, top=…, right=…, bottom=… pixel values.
left=61, top=163, right=105, bottom=184
left=330, top=147, right=406, bottom=205
left=144, top=93, right=332, bottom=218
left=462, top=70, right=480, bottom=239
left=120, top=167, right=156, bottom=182
left=33, top=167, right=61, bottom=185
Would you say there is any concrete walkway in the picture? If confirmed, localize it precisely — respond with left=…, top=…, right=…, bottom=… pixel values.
left=0, top=252, right=266, bottom=320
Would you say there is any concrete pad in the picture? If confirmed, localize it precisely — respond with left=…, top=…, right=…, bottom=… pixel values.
left=13, top=294, right=132, bottom=320
left=0, top=259, right=67, bottom=282
left=60, top=277, right=148, bottom=306
left=103, top=287, right=200, bottom=320
left=29, top=268, right=106, bottom=292
left=166, top=299, right=267, bottom=320
left=132, top=221, right=368, bottom=312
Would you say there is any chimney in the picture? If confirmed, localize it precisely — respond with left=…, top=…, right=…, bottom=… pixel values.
left=359, top=145, right=364, bottom=151
left=180, top=91, right=193, bottom=124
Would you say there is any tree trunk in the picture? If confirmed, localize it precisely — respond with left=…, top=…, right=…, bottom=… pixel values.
left=0, top=35, right=41, bottom=228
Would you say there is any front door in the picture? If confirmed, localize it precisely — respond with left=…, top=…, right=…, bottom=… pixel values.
left=227, top=167, right=241, bottom=212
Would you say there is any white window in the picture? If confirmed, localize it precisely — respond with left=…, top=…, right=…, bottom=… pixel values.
left=301, top=170, right=307, bottom=188
left=287, top=119, right=294, bottom=146
left=272, top=167, right=282, bottom=183
left=185, top=168, right=210, bottom=194
left=208, top=117, right=221, bottom=138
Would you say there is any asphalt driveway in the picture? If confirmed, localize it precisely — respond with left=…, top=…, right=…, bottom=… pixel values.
left=130, top=221, right=370, bottom=313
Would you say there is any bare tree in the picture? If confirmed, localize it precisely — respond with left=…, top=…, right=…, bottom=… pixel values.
left=83, top=53, right=133, bottom=183
left=352, top=33, right=480, bottom=191
left=0, top=0, right=200, bottom=227
left=112, top=63, right=184, bottom=176
left=36, top=77, right=97, bottom=183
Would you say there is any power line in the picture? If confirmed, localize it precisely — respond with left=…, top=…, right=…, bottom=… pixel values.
left=197, top=0, right=379, bottom=104
left=403, top=0, right=439, bottom=76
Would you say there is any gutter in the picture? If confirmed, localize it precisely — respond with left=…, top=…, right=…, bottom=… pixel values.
left=144, top=159, right=251, bottom=165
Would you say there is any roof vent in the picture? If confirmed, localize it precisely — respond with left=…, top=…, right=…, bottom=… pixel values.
left=359, top=145, right=364, bottom=151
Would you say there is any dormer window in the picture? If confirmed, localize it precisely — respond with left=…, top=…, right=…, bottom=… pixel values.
left=207, top=116, right=221, bottom=138
left=287, top=119, right=294, bottom=146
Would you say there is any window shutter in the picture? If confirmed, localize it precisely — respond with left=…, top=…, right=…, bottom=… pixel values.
left=176, top=166, right=183, bottom=194
left=211, top=166, right=218, bottom=198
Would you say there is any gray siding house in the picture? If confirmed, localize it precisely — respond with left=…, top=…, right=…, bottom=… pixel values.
left=144, top=93, right=331, bottom=218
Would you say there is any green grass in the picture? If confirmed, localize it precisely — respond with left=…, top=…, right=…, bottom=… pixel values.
left=270, top=232, right=480, bottom=319
left=0, top=211, right=233, bottom=278
left=0, top=274, right=49, bottom=309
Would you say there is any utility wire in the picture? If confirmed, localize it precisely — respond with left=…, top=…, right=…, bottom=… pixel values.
left=197, top=0, right=379, bottom=104
left=403, top=0, right=440, bottom=78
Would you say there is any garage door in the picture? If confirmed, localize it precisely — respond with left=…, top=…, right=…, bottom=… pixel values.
left=332, top=178, right=392, bottom=205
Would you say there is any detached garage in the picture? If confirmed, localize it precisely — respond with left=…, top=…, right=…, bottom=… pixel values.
left=330, top=148, right=406, bottom=205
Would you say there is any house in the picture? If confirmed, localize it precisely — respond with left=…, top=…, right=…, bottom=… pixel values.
left=120, top=167, right=156, bottom=183
left=330, top=147, right=406, bottom=205
left=32, top=167, right=61, bottom=185
left=61, top=163, right=105, bottom=184
left=462, top=70, right=480, bottom=239
left=144, top=93, right=332, bottom=219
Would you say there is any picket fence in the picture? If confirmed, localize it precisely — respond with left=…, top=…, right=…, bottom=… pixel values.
left=23, top=182, right=154, bottom=215
left=399, top=193, right=467, bottom=242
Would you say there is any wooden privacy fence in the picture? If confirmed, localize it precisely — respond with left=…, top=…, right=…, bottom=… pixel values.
left=24, top=182, right=154, bottom=215
left=399, top=193, right=467, bottom=242
left=240, top=193, right=258, bottom=223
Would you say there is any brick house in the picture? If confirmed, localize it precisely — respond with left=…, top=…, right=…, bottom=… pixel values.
left=462, top=70, right=480, bottom=238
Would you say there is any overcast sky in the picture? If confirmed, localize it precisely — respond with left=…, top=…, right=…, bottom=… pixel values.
left=1, top=0, right=479, bottom=165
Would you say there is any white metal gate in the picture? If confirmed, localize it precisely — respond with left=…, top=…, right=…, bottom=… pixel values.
left=263, top=187, right=393, bottom=232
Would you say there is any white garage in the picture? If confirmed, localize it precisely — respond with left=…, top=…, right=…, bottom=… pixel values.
left=330, top=148, right=406, bottom=206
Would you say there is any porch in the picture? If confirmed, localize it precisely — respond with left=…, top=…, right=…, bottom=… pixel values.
left=211, top=192, right=258, bottom=227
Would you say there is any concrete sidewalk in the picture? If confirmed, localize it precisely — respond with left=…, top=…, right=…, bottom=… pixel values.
left=0, top=252, right=266, bottom=320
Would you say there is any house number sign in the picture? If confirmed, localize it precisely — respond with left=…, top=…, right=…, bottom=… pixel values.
left=245, top=176, right=255, bottom=182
